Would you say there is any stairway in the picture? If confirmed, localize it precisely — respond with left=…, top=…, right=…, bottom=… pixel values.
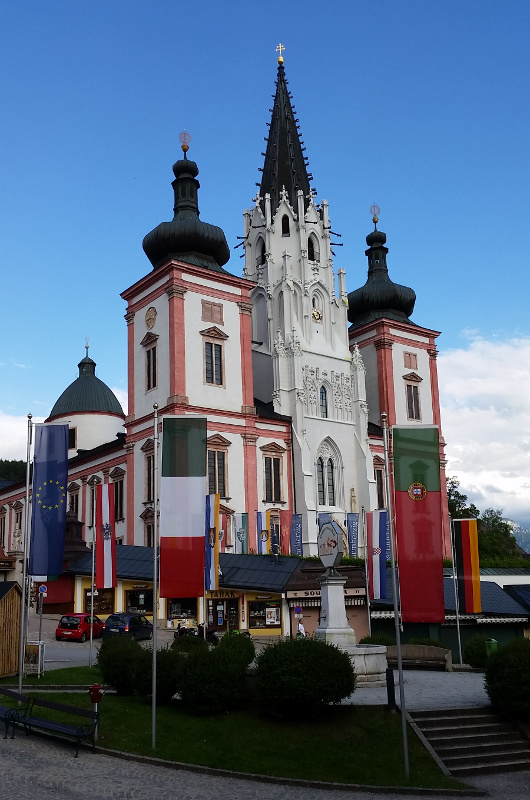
left=409, top=707, right=530, bottom=776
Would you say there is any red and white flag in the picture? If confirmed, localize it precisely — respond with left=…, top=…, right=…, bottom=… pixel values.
left=96, top=483, right=116, bottom=589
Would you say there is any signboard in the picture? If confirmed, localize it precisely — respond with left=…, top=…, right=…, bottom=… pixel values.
left=24, top=641, right=45, bottom=677
left=317, top=520, right=343, bottom=569
left=39, top=584, right=47, bottom=594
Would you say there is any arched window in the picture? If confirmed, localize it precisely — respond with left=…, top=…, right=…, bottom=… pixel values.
left=327, top=460, right=335, bottom=506
left=317, top=457, right=325, bottom=505
left=281, top=215, right=290, bottom=236
left=257, top=238, right=266, bottom=266
left=307, top=234, right=319, bottom=262
left=320, top=386, right=328, bottom=418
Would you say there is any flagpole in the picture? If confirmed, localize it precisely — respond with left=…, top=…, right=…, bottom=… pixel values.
left=361, top=508, right=372, bottom=636
left=381, top=413, right=409, bottom=780
left=89, top=490, right=96, bottom=668
left=450, top=517, right=463, bottom=665
left=18, top=414, right=33, bottom=694
left=152, top=404, right=159, bottom=750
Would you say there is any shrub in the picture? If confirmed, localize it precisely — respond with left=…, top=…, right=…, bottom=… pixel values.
left=177, top=648, right=247, bottom=715
left=132, top=645, right=183, bottom=703
left=254, top=637, right=355, bottom=720
left=171, top=634, right=209, bottom=655
left=485, top=638, right=530, bottom=719
left=217, top=631, right=255, bottom=666
left=463, top=635, right=489, bottom=669
left=407, top=638, right=445, bottom=648
left=358, top=634, right=394, bottom=646
left=96, top=635, right=142, bottom=695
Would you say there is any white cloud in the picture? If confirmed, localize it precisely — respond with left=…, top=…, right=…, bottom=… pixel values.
left=438, top=336, right=530, bottom=528
left=0, top=412, right=46, bottom=460
left=110, top=387, right=128, bottom=415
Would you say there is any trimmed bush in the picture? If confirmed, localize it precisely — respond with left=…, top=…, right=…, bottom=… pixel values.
left=217, top=631, right=255, bottom=666
left=254, top=637, right=355, bottom=720
left=177, top=648, right=247, bottom=715
left=407, top=638, right=445, bottom=648
left=485, top=638, right=530, bottom=719
left=463, top=635, right=489, bottom=669
left=358, top=634, right=394, bottom=646
left=132, top=645, right=183, bottom=703
left=171, top=634, right=209, bottom=655
left=96, top=635, right=142, bottom=695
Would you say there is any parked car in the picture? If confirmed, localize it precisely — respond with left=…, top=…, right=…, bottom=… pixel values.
left=103, top=613, right=153, bottom=640
left=55, top=613, right=104, bottom=642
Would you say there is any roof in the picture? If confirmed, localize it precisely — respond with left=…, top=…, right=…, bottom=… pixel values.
left=68, top=545, right=154, bottom=581
left=254, top=397, right=291, bottom=423
left=286, top=560, right=365, bottom=592
left=503, top=584, right=530, bottom=612
left=0, top=479, right=16, bottom=491
left=219, top=553, right=301, bottom=592
left=48, top=354, right=124, bottom=418
left=371, top=571, right=529, bottom=617
left=0, top=581, right=22, bottom=602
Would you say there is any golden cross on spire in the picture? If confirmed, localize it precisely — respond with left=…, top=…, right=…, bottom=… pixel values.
left=276, top=43, right=285, bottom=63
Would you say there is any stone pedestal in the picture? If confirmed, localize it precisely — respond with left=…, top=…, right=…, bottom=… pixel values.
left=313, top=570, right=387, bottom=686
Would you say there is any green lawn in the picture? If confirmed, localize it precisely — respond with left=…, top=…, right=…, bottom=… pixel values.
left=4, top=686, right=466, bottom=790
left=2, top=666, right=102, bottom=685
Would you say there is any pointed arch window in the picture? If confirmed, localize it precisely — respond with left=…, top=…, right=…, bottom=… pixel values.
left=319, top=386, right=328, bottom=418
left=327, top=460, right=335, bottom=506
left=317, top=456, right=336, bottom=506
left=307, top=234, right=319, bottom=262
left=317, top=457, right=326, bottom=506
left=257, top=238, right=266, bottom=266
left=281, top=215, right=290, bottom=236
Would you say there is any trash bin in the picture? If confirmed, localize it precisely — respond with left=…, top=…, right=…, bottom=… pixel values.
left=485, top=639, right=498, bottom=656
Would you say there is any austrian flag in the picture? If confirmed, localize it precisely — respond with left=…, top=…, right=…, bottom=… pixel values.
left=95, top=483, right=116, bottom=589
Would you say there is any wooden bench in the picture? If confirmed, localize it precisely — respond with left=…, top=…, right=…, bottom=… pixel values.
left=13, top=697, right=99, bottom=757
left=0, top=687, right=33, bottom=739
left=386, top=645, right=452, bottom=672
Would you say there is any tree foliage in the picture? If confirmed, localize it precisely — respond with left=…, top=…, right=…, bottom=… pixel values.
left=0, top=459, right=26, bottom=483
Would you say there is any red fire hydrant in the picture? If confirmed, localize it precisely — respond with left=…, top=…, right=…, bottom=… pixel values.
left=88, top=684, right=104, bottom=704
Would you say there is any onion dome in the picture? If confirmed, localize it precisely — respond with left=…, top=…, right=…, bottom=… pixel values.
left=48, top=353, right=124, bottom=419
left=348, top=212, right=416, bottom=328
left=142, top=136, right=230, bottom=272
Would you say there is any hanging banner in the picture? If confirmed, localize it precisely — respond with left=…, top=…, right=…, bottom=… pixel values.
left=346, top=513, right=359, bottom=557
left=290, top=514, right=303, bottom=556
left=279, top=510, right=292, bottom=554
left=453, top=518, right=481, bottom=613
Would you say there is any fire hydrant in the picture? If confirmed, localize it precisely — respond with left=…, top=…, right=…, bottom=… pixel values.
left=88, top=684, right=104, bottom=742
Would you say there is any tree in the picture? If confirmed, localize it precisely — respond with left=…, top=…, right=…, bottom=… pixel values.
left=446, top=476, right=480, bottom=519
left=0, top=459, right=26, bottom=483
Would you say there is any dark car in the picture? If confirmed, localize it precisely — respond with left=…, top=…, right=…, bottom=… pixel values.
left=103, top=613, right=153, bottom=640
left=56, top=613, right=104, bottom=642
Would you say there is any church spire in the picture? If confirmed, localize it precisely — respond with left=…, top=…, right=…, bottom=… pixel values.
left=259, top=46, right=312, bottom=215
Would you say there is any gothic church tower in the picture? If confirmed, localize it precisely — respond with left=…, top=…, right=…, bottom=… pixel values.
left=243, top=51, right=376, bottom=554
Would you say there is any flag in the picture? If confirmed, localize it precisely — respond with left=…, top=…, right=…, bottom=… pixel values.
left=366, top=510, right=387, bottom=599
left=219, top=511, right=226, bottom=553
left=347, top=513, right=359, bottom=557
left=233, top=513, right=248, bottom=554
left=205, top=494, right=220, bottom=591
left=159, top=416, right=207, bottom=598
left=280, top=510, right=292, bottom=554
left=270, top=512, right=279, bottom=554
left=95, top=483, right=116, bottom=589
left=290, top=513, right=303, bottom=556
left=29, top=424, right=69, bottom=578
left=393, top=426, right=445, bottom=623
left=257, top=512, right=270, bottom=554
left=453, top=518, right=481, bottom=613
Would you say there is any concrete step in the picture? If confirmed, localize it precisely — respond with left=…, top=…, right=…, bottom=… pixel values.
left=443, top=747, right=530, bottom=767
left=414, top=712, right=500, bottom=728
left=450, top=755, right=530, bottom=777
left=437, top=738, right=525, bottom=757
left=421, top=721, right=512, bottom=738
left=411, top=707, right=492, bottom=720
left=432, top=731, right=521, bottom=749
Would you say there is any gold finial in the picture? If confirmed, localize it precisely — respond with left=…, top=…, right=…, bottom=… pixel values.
left=179, top=130, right=191, bottom=154
left=276, top=43, right=285, bottom=64
left=370, top=203, right=380, bottom=225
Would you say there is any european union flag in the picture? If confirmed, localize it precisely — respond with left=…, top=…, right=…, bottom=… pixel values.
left=29, top=424, right=69, bottom=578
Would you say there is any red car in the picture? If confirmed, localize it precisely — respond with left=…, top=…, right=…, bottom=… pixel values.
left=55, top=613, right=104, bottom=642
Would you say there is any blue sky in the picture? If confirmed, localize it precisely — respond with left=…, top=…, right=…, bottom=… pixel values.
left=2, top=2, right=530, bottom=529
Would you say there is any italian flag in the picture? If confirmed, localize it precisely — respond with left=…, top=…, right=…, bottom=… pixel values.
left=159, top=417, right=207, bottom=598
left=393, top=426, right=445, bottom=623
left=95, top=483, right=116, bottom=589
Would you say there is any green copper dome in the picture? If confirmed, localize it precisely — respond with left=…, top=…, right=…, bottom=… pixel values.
left=48, top=355, right=124, bottom=418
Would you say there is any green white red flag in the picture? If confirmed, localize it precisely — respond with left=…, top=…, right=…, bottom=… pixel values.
left=159, top=416, right=207, bottom=598
left=392, top=426, right=445, bottom=623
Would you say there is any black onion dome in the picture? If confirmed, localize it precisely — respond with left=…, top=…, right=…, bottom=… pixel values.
left=142, top=151, right=230, bottom=272
left=348, top=223, right=416, bottom=328
left=48, top=355, right=124, bottom=418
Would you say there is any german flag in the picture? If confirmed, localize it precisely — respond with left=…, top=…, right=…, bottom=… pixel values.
left=453, top=518, right=481, bottom=613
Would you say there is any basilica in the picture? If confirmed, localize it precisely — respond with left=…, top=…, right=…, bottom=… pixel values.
left=0, top=54, right=450, bottom=629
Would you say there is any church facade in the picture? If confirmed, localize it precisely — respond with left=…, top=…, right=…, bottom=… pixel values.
left=0, top=55, right=450, bottom=607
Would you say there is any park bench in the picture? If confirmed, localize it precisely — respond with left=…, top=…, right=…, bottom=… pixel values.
left=0, top=686, right=33, bottom=739
left=9, top=696, right=99, bottom=757
left=386, top=644, right=453, bottom=671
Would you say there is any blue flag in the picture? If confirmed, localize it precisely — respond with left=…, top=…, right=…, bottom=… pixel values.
left=289, top=514, right=303, bottom=556
left=29, top=424, right=69, bottom=577
left=347, top=513, right=359, bottom=557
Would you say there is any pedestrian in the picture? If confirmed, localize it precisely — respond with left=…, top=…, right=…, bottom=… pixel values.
left=297, top=618, right=306, bottom=638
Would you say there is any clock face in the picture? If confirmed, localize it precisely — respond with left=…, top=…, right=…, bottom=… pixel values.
left=312, top=308, right=323, bottom=323
left=145, top=307, right=157, bottom=329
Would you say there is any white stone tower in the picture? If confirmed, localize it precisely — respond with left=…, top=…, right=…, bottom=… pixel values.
left=243, top=52, right=376, bottom=554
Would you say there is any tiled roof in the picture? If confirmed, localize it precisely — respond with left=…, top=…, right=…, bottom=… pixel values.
left=68, top=545, right=154, bottom=581
left=219, top=553, right=301, bottom=592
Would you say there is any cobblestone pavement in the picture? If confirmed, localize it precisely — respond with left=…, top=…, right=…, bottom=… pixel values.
left=1, top=735, right=529, bottom=800
left=350, top=669, right=490, bottom=711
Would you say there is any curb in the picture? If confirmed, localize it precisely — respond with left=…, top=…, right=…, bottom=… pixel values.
left=92, top=745, right=488, bottom=796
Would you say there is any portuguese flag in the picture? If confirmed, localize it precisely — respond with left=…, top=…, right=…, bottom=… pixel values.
left=453, top=518, right=481, bottom=613
left=159, top=417, right=207, bottom=598
left=393, top=426, right=445, bottom=623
